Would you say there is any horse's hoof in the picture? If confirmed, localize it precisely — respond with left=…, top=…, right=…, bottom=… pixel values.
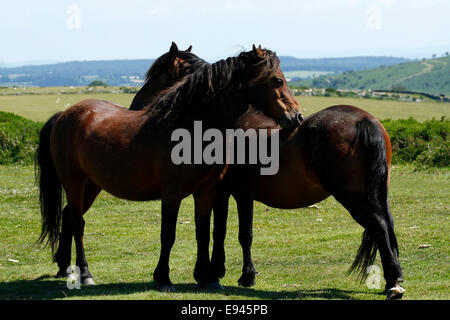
left=55, top=270, right=70, bottom=278
left=386, top=286, right=405, bottom=300
left=197, top=281, right=224, bottom=291
left=238, top=277, right=255, bottom=287
left=82, top=277, right=96, bottom=286
left=156, top=283, right=176, bottom=292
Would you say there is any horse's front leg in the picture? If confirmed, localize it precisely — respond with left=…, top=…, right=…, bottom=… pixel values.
left=210, top=190, right=231, bottom=280
left=153, top=197, right=182, bottom=292
left=54, top=206, right=73, bottom=278
left=235, top=195, right=256, bottom=287
left=193, top=190, right=224, bottom=290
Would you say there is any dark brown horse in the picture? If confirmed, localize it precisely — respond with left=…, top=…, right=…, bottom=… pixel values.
left=35, top=42, right=200, bottom=284
left=129, top=42, right=195, bottom=110
left=35, top=46, right=302, bottom=292
left=210, top=105, right=405, bottom=299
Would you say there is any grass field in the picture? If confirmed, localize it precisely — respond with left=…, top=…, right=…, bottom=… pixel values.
left=0, top=87, right=449, bottom=122
left=0, top=89, right=448, bottom=300
left=0, top=164, right=448, bottom=300
left=284, top=70, right=332, bottom=79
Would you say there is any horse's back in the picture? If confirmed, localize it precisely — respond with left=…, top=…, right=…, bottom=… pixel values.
left=303, top=104, right=391, bottom=167
left=49, top=99, right=163, bottom=199
left=300, top=105, right=390, bottom=195
left=58, top=99, right=127, bottom=121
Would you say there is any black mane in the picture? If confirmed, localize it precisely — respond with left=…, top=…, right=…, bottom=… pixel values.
left=143, top=50, right=202, bottom=86
left=146, top=48, right=280, bottom=128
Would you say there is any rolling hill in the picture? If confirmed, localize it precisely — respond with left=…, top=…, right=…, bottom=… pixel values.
left=0, top=60, right=156, bottom=87
left=290, top=55, right=450, bottom=96
left=0, top=56, right=409, bottom=87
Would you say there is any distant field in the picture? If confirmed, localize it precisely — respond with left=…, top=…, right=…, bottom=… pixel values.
left=297, top=96, right=450, bottom=120
left=0, top=92, right=133, bottom=122
left=284, top=71, right=332, bottom=79
left=0, top=87, right=448, bottom=122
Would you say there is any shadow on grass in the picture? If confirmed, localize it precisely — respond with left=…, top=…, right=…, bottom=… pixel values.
left=0, top=275, right=381, bottom=300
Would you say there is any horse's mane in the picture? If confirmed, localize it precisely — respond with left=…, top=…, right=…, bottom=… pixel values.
left=142, top=50, right=201, bottom=86
left=146, top=48, right=280, bottom=128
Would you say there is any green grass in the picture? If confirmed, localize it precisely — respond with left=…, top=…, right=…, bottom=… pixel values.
left=297, top=96, right=450, bottom=121
left=0, top=92, right=133, bottom=122
left=0, top=89, right=448, bottom=299
left=0, top=88, right=448, bottom=123
left=0, top=164, right=448, bottom=300
left=284, top=70, right=332, bottom=79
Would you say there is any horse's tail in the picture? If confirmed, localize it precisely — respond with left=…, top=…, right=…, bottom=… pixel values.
left=348, top=117, right=392, bottom=280
left=35, top=112, right=63, bottom=255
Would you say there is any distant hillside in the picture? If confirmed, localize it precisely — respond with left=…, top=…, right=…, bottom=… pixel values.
left=291, top=55, right=450, bottom=96
left=0, top=56, right=409, bottom=87
left=0, top=59, right=155, bottom=87
left=279, top=56, right=409, bottom=72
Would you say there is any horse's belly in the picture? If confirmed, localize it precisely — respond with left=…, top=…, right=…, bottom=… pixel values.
left=254, top=181, right=329, bottom=209
left=251, top=161, right=330, bottom=209
left=100, top=181, right=162, bottom=201
left=81, top=157, right=164, bottom=201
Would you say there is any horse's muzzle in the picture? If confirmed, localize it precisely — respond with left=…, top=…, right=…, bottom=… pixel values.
left=280, top=110, right=304, bottom=128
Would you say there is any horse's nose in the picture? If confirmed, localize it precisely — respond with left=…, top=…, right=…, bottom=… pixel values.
left=296, top=111, right=304, bottom=124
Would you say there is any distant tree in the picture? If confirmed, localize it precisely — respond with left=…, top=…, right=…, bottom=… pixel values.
left=446, top=52, right=449, bottom=56
left=325, top=88, right=337, bottom=96
left=432, top=54, right=437, bottom=59
left=88, top=80, right=108, bottom=87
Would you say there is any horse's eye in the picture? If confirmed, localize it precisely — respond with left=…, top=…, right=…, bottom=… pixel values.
left=273, top=77, right=283, bottom=87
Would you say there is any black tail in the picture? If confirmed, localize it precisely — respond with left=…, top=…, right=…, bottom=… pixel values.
left=35, top=112, right=63, bottom=255
left=348, top=117, right=390, bottom=281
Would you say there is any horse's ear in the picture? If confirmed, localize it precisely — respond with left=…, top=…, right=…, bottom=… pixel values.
left=252, top=44, right=264, bottom=57
left=170, top=42, right=179, bottom=56
left=186, top=45, right=192, bottom=52
left=258, top=44, right=262, bottom=49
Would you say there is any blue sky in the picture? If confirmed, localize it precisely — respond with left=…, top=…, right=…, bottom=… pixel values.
left=1, top=0, right=449, bottom=65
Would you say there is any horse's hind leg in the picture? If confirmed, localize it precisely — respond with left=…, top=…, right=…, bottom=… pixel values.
left=77, top=179, right=101, bottom=284
left=368, top=203, right=404, bottom=298
left=54, top=179, right=100, bottom=279
left=366, top=209, right=403, bottom=299
left=337, top=194, right=404, bottom=299
left=64, top=177, right=100, bottom=285
left=54, top=206, right=73, bottom=278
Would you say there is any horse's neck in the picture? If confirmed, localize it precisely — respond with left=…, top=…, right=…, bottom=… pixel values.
left=201, top=92, right=248, bottom=130
left=130, top=84, right=148, bottom=109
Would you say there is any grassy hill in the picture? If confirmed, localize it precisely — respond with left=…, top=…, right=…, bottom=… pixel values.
left=279, top=56, right=408, bottom=72
left=291, top=55, right=450, bottom=96
left=0, top=56, right=408, bottom=87
left=0, top=59, right=156, bottom=87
